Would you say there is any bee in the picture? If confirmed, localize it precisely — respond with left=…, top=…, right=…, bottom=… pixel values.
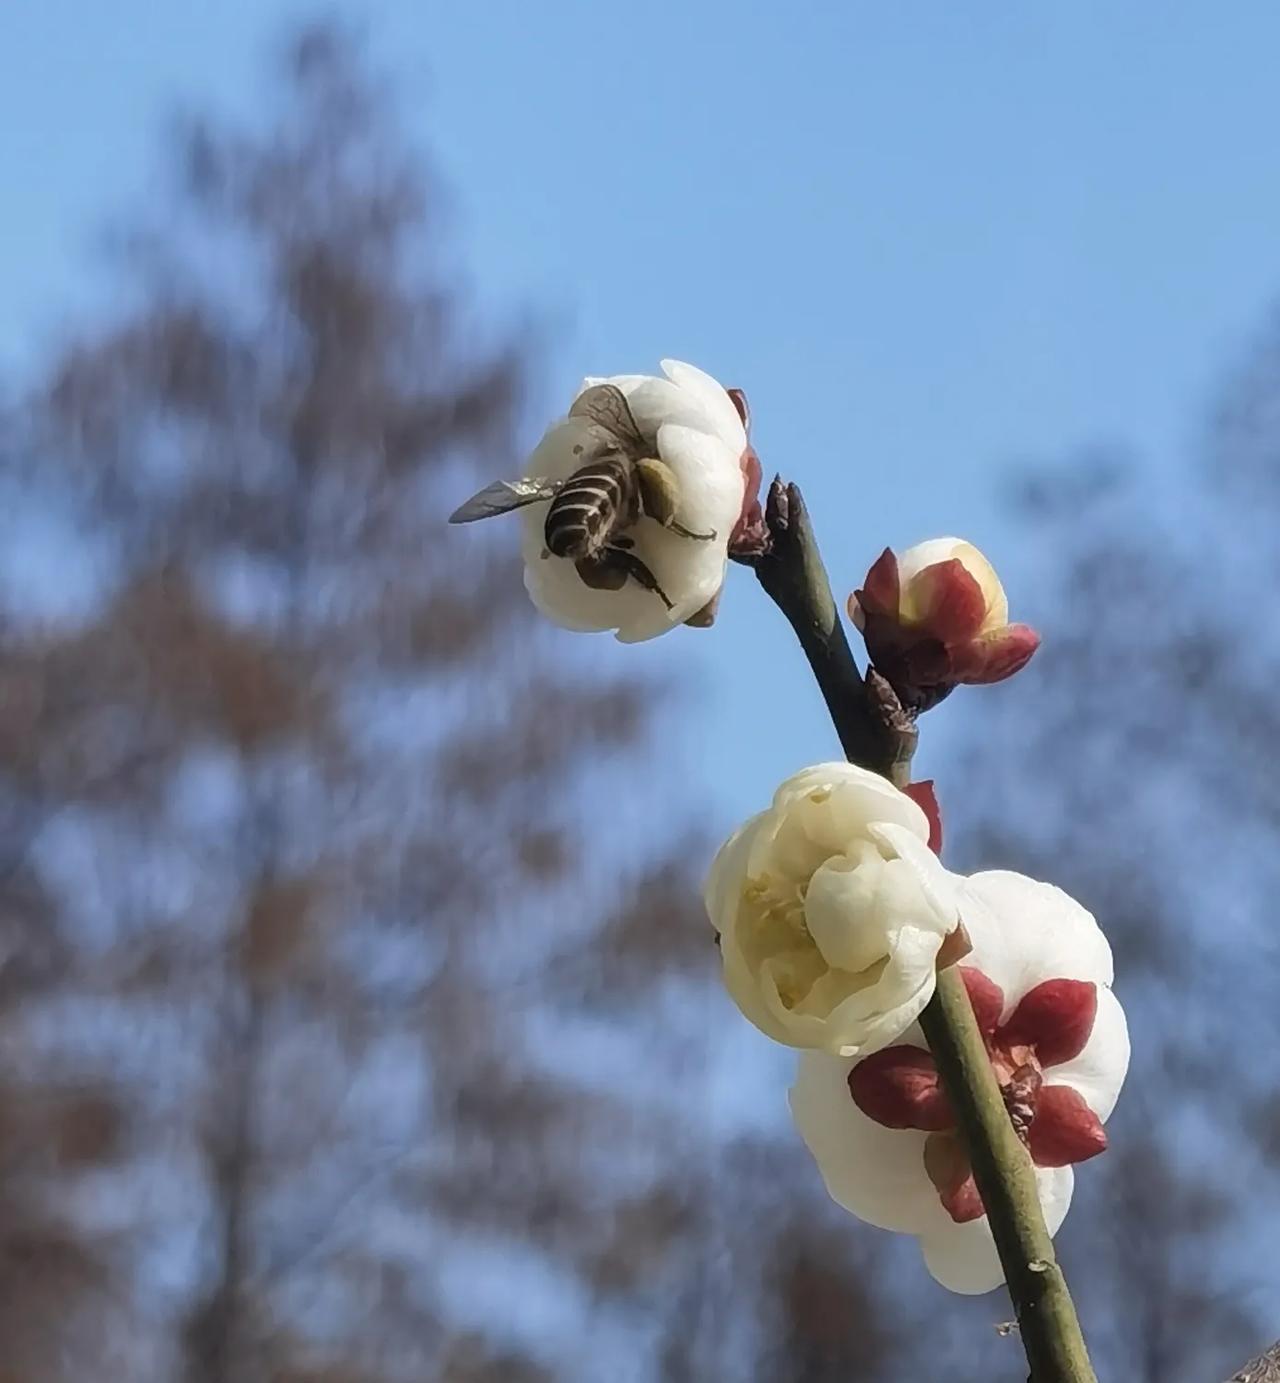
left=447, top=384, right=717, bottom=610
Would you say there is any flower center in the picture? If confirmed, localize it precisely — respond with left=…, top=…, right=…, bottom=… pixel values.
left=847, top=966, right=1108, bottom=1221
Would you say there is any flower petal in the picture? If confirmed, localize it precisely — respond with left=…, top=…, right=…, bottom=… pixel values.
left=660, top=358, right=748, bottom=455
left=894, top=538, right=964, bottom=587
left=958, top=871, right=1114, bottom=1007
left=923, top=1131, right=984, bottom=1222
left=1048, top=986, right=1129, bottom=1123
left=767, top=764, right=933, bottom=882
left=587, top=375, right=705, bottom=442
left=703, top=811, right=770, bottom=936
left=954, top=623, right=1041, bottom=684
left=867, top=822, right=960, bottom=931
left=1000, top=979, right=1097, bottom=1067
left=848, top=1046, right=953, bottom=1131
left=903, top=780, right=943, bottom=854
left=654, top=423, right=745, bottom=546
left=959, top=966, right=1005, bottom=1038
left=919, top=1166, right=1074, bottom=1295
left=1027, top=1084, right=1108, bottom=1167
left=791, top=1053, right=942, bottom=1235
left=856, top=548, right=900, bottom=621
left=729, top=445, right=765, bottom=551
left=904, top=559, right=989, bottom=642
left=771, top=763, right=929, bottom=837
left=803, top=844, right=888, bottom=973
left=819, top=917, right=949, bottom=1057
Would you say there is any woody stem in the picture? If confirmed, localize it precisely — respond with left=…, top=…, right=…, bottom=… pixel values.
left=745, top=477, right=1097, bottom=1383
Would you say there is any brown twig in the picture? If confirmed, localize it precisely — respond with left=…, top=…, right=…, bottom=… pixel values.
left=742, top=477, right=1097, bottom=1383
left=1225, top=1342, right=1280, bottom=1383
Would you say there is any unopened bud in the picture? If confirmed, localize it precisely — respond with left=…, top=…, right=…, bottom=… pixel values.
left=848, top=539, right=1039, bottom=711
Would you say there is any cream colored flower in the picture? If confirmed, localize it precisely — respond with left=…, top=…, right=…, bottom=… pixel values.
left=520, top=360, right=747, bottom=643
left=704, top=763, right=960, bottom=1056
left=791, top=871, right=1130, bottom=1294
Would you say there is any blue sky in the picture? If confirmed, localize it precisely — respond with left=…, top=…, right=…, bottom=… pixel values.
left=3, top=1, right=1280, bottom=823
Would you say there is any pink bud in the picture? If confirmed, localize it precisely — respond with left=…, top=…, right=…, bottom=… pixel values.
left=847, top=539, right=1039, bottom=711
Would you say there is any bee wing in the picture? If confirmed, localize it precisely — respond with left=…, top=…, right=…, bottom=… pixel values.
left=568, top=383, right=648, bottom=456
left=447, top=477, right=561, bottom=524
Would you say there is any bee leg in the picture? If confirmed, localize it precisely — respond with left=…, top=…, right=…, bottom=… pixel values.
left=576, top=548, right=674, bottom=610
left=666, top=518, right=717, bottom=542
left=574, top=552, right=628, bottom=592
left=604, top=546, right=674, bottom=609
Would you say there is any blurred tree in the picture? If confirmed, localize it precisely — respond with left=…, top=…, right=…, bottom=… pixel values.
left=0, top=20, right=713, bottom=1383
left=1, top=20, right=921, bottom=1383
left=23, top=15, right=1280, bottom=1383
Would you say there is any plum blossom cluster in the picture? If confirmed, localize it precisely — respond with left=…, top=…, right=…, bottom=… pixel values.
left=705, top=764, right=1129, bottom=1294
left=450, top=366, right=1124, bottom=1313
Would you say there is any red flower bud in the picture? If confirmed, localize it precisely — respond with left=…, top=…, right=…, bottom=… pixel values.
left=848, top=539, right=1040, bottom=711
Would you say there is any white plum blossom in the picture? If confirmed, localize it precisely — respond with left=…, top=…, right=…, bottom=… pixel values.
left=703, top=763, right=961, bottom=1057
left=790, top=870, right=1130, bottom=1294
left=520, top=359, right=750, bottom=643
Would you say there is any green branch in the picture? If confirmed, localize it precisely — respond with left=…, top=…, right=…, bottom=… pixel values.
left=743, top=478, right=1097, bottom=1383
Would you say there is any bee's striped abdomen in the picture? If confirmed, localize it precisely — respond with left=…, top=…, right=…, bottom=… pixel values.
left=544, top=458, right=634, bottom=558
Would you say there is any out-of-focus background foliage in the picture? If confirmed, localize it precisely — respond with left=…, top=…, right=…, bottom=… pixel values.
left=1, top=9, right=1279, bottom=1382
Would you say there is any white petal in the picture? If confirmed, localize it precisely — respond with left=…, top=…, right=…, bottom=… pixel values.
left=895, top=537, right=966, bottom=586
left=577, top=373, right=649, bottom=397
left=867, top=822, right=960, bottom=930
left=653, top=423, right=745, bottom=536
left=703, top=812, right=770, bottom=934
left=960, top=871, right=1114, bottom=1012
left=720, top=932, right=797, bottom=1046
left=803, top=846, right=886, bottom=973
left=577, top=362, right=747, bottom=459
left=771, top=763, right=932, bottom=859
left=896, top=536, right=1009, bottom=630
left=576, top=372, right=727, bottom=450
left=790, top=1053, right=942, bottom=1234
left=1048, top=985, right=1130, bottom=1123
left=822, top=921, right=941, bottom=1057
left=793, top=1057, right=1078, bottom=1296
left=660, top=358, right=747, bottom=455
left=920, top=1166, right=1073, bottom=1294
